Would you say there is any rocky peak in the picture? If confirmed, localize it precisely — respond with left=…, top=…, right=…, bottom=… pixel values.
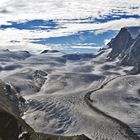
left=107, top=28, right=134, bottom=60
left=107, top=27, right=140, bottom=74
left=120, top=34, right=140, bottom=74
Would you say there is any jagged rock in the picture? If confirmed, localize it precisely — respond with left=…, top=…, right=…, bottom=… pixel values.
left=120, top=34, right=140, bottom=74
left=107, top=27, right=140, bottom=73
left=121, top=35, right=140, bottom=66
left=0, top=81, right=23, bottom=115
left=107, top=28, right=134, bottom=60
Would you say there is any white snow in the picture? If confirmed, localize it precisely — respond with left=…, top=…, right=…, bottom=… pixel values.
left=0, top=49, right=139, bottom=139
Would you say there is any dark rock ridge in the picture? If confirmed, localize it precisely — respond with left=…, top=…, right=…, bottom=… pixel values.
left=107, top=28, right=134, bottom=60
left=120, top=34, right=140, bottom=73
left=107, top=27, right=140, bottom=74
left=41, top=50, right=60, bottom=54
left=0, top=80, right=25, bottom=116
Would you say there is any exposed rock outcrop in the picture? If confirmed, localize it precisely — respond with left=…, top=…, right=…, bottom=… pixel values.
left=120, top=35, right=140, bottom=73
left=107, top=28, right=134, bottom=60
left=107, top=27, right=140, bottom=74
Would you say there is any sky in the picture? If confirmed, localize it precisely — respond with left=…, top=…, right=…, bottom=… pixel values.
left=0, top=0, right=140, bottom=53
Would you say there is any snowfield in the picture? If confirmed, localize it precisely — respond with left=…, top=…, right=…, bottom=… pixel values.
left=0, top=48, right=139, bottom=140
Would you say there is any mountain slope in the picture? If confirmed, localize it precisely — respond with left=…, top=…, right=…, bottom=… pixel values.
left=107, top=28, right=134, bottom=60
left=120, top=34, right=140, bottom=73
left=0, top=80, right=90, bottom=140
left=107, top=26, right=140, bottom=73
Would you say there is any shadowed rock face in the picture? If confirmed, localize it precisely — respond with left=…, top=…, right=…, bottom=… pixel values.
left=107, top=28, right=134, bottom=60
left=0, top=108, right=90, bottom=140
left=107, top=27, right=140, bottom=73
left=0, top=81, right=24, bottom=115
left=120, top=35, right=140, bottom=73
left=0, top=107, right=36, bottom=140
left=0, top=109, right=21, bottom=140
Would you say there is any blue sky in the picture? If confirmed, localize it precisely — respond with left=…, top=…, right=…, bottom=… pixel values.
left=0, top=0, right=139, bottom=53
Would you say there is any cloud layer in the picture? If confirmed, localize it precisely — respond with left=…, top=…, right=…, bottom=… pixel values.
left=0, top=0, right=139, bottom=20
left=0, top=0, right=140, bottom=53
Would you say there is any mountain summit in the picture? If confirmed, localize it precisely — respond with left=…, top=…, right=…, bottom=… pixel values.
left=107, top=27, right=140, bottom=74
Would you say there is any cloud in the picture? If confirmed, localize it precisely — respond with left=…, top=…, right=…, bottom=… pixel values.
left=0, top=0, right=139, bottom=20
left=0, top=0, right=139, bottom=53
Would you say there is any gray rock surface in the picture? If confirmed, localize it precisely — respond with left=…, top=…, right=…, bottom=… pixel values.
left=107, top=27, right=140, bottom=73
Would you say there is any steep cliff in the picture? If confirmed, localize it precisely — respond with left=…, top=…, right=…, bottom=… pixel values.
left=107, top=27, right=140, bottom=73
